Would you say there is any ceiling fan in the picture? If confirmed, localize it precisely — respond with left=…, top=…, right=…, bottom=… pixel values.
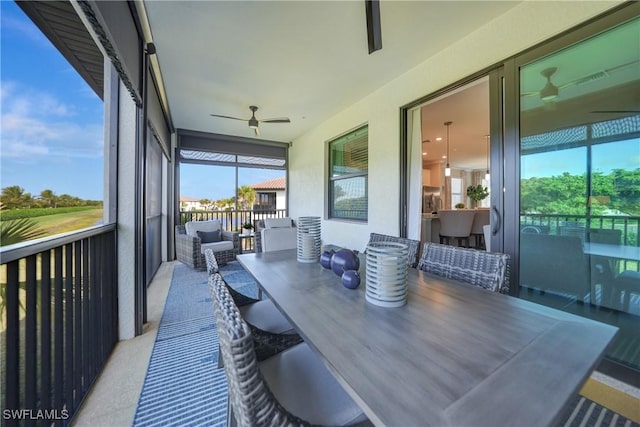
left=210, top=105, right=290, bottom=136
left=521, top=60, right=639, bottom=106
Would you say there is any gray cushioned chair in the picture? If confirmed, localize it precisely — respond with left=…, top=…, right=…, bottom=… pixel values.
left=418, top=242, right=510, bottom=293
left=175, top=221, right=239, bottom=269
left=205, top=250, right=301, bottom=361
left=367, top=233, right=421, bottom=268
left=437, top=209, right=476, bottom=247
left=209, top=275, right=369, bottom=426
left=470, top=209, right=490, bottom=249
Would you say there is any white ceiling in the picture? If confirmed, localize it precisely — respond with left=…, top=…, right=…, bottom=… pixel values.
left=142, top=0, right=521, bottom=142
left=420, top=77, right=490, bottom=171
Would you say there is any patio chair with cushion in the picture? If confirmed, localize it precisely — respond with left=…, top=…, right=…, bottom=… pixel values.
left=209, top=274, right=369, bottom=426
left=254, top=217, right=297, bottom=253
left=175, top=220, right=239, bottom=269
left=367, top=233, right=421, bottom=268
left=418, top=242, right=510, bottom=293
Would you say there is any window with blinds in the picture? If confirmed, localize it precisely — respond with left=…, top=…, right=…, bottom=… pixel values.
left=328, top=125, right=368, bottom=221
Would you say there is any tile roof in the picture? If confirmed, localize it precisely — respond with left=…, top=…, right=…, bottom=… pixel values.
left=249, top=176, right=285, bottom=190
left=180, top=196, right=200, bottom=202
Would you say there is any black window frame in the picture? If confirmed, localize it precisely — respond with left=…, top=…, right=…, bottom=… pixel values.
left=327, top=125, right=369, bottom=222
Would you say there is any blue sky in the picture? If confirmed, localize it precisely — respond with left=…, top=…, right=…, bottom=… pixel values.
left=1, top=1, right=104, bottom=200
left=0, top=1, right=282, bottom=202
left=521, top=138, right=639, bottom=179
left=180, top=164, right=283, bottom=201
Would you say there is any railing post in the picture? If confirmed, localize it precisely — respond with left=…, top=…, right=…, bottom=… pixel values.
left=5, top=260, right=20, bottom=427
left=24, top=255, right=37, bottom=426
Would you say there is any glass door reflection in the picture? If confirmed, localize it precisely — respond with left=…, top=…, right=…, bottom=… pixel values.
left=518, top=18, right=640, bottom=374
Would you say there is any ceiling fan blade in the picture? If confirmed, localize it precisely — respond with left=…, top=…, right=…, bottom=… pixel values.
left=365, top=0, right=382, bottom=54
left=559, top=59, right=640, bottom=90
left=260, top=118, right=291, bottom=123
left=209, top=114, right=247, bottom=121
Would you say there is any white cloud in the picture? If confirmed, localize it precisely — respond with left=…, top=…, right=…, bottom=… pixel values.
left=0, top=14, right=49, bottom=46
left=0, top=81, right=103, bottom=160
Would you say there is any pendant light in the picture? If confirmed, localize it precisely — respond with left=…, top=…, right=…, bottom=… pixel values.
left=444, top=121, right=452, bottom=177
left=484, top=134, right=490, bottom=181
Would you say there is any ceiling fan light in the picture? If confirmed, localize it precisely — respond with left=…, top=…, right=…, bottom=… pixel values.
left=248, top=118, right=259, bottom=129
left=540, top=81, right=559, bottom=101
left=444, top=121, right=452, bottom=177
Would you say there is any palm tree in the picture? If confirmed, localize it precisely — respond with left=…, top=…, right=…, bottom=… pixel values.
left=199, top=198, right=212, bottom=210
left=237, top=186, right=256, bottom=210
left=1, top=185, right=32, bottom=209
left=39, top=189, right=58, bottom=208
left=0, top=218, right=46, bottom=246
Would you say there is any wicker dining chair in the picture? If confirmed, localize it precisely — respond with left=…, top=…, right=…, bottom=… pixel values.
left=205, top=248, right=261, bottom=307
left=418, top=242, right=510, bottom=293
left=367, top=233, right=421, bottom=268
left=205, top=250, right=302, bottom=361
left=209, top=275, right=369, bottom=426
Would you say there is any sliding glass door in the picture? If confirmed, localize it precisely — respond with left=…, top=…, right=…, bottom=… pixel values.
left=517, top=17, right=639, bottom=375
left=400, top=3, right=638, bottom=382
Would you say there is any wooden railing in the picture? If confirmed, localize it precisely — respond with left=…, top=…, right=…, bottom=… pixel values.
left=1, top=224, right=118, bottom=426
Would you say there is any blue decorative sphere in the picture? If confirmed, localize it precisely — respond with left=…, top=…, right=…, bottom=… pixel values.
left=342, top=270, right=361, bottom=289
left=320, top=250, right=335, bottom=269
left=330, top=249, right=360, bottom=277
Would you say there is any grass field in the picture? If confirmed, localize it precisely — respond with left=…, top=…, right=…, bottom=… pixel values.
left=0, top=207, right=104, bottom=290
left=29, top=207, right=104, bottom=237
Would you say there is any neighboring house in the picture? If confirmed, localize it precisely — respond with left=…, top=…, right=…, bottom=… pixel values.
left=179, top=196, right=202, bottom=211
left=249, top=177, right=286, bottom=211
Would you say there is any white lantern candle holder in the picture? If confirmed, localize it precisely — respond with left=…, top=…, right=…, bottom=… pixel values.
left=365, top=242, right=409, bottom=307
left=297, top=216, right=321, bottom=263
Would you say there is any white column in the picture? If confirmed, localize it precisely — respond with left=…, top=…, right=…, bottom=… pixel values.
left=117, top=80, right=138, bottom=340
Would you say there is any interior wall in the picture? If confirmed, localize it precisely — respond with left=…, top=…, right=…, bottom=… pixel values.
left=288, top=1, right=620, bottom=251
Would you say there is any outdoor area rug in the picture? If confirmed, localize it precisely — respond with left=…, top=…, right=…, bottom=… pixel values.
left=132, top=261, right=258, bottom=427
left=132, top=261, right=637, bottom=427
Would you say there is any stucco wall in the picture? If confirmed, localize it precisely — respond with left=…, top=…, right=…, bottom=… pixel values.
left=288, top=1, right=621, bottom=252
left=118, top=80, right=137, bottom=340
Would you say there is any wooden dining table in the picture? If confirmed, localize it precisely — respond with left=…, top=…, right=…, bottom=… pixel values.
left=237, top=249, right=618, bottom=427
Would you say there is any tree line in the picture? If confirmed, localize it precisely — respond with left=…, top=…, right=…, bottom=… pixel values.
left=521, top=168, right=640, bottom=216
left=0, top=186, right=102, bottom=210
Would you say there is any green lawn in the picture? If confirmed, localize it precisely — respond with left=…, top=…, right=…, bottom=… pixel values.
left=30, top=207, right=104, bottom=237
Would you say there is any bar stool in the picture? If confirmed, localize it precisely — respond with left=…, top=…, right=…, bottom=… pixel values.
left=438, top=209, right=476, bottom=248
